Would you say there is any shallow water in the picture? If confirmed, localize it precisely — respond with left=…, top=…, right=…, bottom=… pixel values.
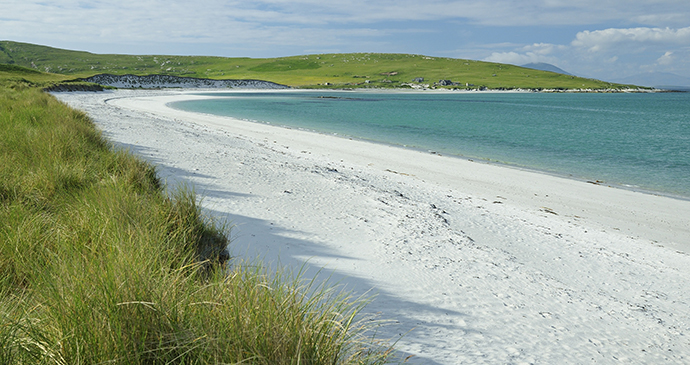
left=170, top=91, right=690, bottom=198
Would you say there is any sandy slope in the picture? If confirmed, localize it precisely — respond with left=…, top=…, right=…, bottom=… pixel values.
left=54, top=90, right=690, bottom=364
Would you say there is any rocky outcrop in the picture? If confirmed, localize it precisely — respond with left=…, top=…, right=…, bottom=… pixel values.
left=81, top=74, right=290, bottom=89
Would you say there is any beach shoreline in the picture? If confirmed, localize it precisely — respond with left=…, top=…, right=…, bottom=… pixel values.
left=109, top=89, right=689, bottom=249
left=167, top=89, right=690, bottom=202
left=165, top=88, right=690, bottom=202
left=54, top=89, right=690, bottom=364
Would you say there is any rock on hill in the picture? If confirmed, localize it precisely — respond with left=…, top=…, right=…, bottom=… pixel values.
left=81, top=74, right=290, bottom=89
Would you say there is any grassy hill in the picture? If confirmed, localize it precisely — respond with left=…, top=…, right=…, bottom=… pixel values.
left=1, top=40, right=636, bottom=90
left=0, top=63, right=70, bottom=85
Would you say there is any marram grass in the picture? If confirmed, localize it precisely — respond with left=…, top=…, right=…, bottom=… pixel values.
left=0, top=84, right=393, bottom=364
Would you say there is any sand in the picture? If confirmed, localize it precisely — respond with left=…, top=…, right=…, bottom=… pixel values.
left=54, top=89, right=690, bottom=364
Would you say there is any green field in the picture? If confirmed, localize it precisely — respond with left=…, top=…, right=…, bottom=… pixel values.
left=1, top=40, right=637, bottom=90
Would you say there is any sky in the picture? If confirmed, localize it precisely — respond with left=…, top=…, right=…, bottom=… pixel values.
left=2, top=0, right=690, bottom=82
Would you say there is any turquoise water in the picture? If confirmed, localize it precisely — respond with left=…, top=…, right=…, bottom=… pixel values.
left=170, top=91, right=690, bottom=199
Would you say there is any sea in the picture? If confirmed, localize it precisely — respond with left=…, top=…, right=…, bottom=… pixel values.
left=169, top=90, right=690, bottom=199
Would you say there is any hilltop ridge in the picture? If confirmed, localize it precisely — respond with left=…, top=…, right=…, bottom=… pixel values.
left=1, top=40, right=641, bottom=90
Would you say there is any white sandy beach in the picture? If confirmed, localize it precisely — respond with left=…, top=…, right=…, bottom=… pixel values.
left=55, top=89, right=690, bottom=364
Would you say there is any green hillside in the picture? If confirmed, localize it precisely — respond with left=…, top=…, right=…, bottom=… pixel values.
left=1, top=40, right=636, bottom=90
left=0, top=63, right=69, bottom=85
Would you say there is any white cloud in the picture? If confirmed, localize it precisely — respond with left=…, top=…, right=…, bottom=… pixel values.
left=482, top=26, right=690, bottom=80
left=656, top=51, right=674, bottom=66
left=522, top=43, right=567, bottom=55
left=484, top=43, right=563, bottom=65
left=572, top=27, right=690, bottom=53
left=484, top=52, right=535, bottom=65
left=299, top=0, right=690, bottom=27
left=5, top=1, right=690, bottom=38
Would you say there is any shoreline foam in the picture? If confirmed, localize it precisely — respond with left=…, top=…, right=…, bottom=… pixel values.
left=54, top=89, right=690, bottom=364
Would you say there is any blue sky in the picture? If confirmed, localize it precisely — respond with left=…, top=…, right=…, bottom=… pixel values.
left=2, top=0, right=690, bottom=82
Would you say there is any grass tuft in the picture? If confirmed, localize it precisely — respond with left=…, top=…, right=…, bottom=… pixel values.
left=0, top=80, right=394, bottom=363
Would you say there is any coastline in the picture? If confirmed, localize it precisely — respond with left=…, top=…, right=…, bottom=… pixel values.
left=109, top=89, right=690, bottom=249
left=168, top=89, right=690, bottom=202
left=54, top=89, right=690, bottom=364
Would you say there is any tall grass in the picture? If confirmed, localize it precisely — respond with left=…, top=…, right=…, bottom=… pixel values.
left=0, top=85, right=393, bottom=364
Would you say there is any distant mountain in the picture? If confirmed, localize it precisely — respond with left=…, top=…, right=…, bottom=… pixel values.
left=521, top=63, right=573, bottom=76
left=613, top=72, right=690, bottom=90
